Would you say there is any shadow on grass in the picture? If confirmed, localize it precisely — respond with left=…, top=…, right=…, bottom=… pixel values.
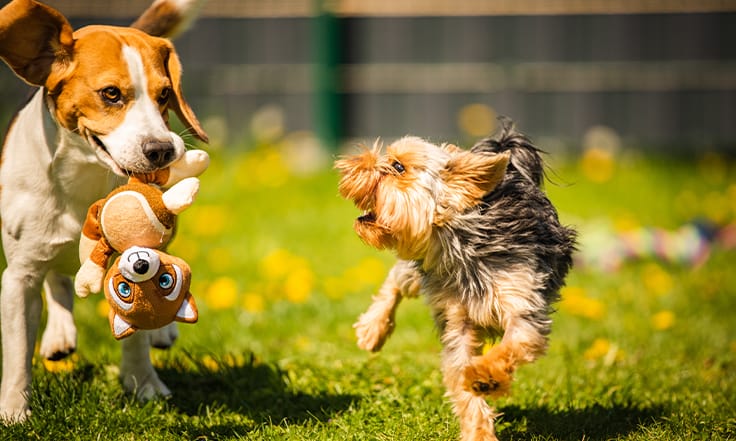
left=498, top=402, right=664, bottom=440
left=157, top=351, right=358, bottom=435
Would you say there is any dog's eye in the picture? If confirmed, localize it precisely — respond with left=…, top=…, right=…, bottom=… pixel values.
left=100, top=86, right=122, bottom=104
left=159, top=273, right=174, bottom=289
left=392, top=160, right=406, bottom=174
left=157, top=87, right=171, bottom=106
left=116, top=281, right=132, bottom=298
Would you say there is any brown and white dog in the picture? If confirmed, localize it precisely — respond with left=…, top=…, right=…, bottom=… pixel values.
left=0, top=0, right=207, bottom=421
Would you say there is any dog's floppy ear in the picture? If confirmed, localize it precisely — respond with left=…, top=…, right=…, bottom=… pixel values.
left=162, top=40, right=208, bottom=143
left=440, top=150, right=510, bottom=212
left=0, top=0, right=73, bottom=87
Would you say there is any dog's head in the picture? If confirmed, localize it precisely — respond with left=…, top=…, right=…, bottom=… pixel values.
left=105, top=246, right=197, bottom=339
left=0, top=0, right=208, bottom=175
left=335, top=137, right=510, bottom=260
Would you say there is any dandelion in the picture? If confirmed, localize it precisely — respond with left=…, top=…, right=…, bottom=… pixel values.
left=559, top=286, right=606, bottom=320
left=204, top=276, right=239, bottom=310
left=188, top=205, right=229, bottom=237
left=284, top=267, right=314, bottom=304
left=580, top=147, right=615, bottom=183
left=642, top=263, right=673, bottom=297
left=242, top=292, right=265, bottom=313
left=96, top=299, right=110, bottom=318
left=42, top=353, right=78, bottom=373
left=584, top=338, right=624, bottom=365
left=458, top=103, right=496, bottom=138
left=323, top=276, right=347, bottom=300
left=652, top=310, right=676, bottom=330
left=201, top=355, right=220, bottom=372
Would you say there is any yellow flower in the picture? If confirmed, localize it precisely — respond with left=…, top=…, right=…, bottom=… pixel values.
left=96, top=299, right=110, bottom=318
left=458, top=103, right=496, bottom=138
left=652, top=310, right=675, bottom=330
left=583, top=338, right=623, bottom=365
left=242, top=292, right=265, bottom=313
left=642, top=263, right=673, bottom=297
left=204, top=276, right=238, bottom=310
left=261, top=248, right=306, bottom=280
left=202, top=355, right=220, bottom=372
left=580, top=147, right=615, bottom=183
left=42, top=353, right=78, bottom=373
left=584, top=338, right=610, bottom=360
left=188, top=205, right=229, bottom=237
left=559, top=286, right=606, bottom=320
left=284, top=267, right=314, bottom=303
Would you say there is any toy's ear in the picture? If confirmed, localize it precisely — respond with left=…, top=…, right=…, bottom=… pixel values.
left=439, top=150, right=510, bottom=213
left=0, top=0, right=74, bottom=87
left=175, top=292, right=198, bottom=323
left=110, top=311, right=136, bottom=340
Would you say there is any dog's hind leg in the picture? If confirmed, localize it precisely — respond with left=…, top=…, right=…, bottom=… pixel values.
left=463, top=315, right=548, bottom=398
left=437, top=300, right=499, bottom=441
left=0, top=266, right=45, bottom=422
left=39, top=271, right=77, bottom=361
left=120, top=331, right=171, bottom=401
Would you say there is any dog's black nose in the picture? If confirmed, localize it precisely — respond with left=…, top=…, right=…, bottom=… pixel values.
left=142, top=140, right=175, bottom=168
left=133, top=259, right=150, bottom=275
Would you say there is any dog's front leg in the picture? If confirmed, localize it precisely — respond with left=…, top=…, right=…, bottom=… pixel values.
left=120, top=331, right=171, bottom=401
left=39, top=271, right=77, bottom=361
left=437, top=300, right=499, bottom=441
left=354, top=259, right=421, bottom=352
left=0, top=266, right=45, bottom=422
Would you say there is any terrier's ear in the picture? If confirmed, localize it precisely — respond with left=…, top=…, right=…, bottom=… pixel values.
left=440, top=150, right=510, bottom=212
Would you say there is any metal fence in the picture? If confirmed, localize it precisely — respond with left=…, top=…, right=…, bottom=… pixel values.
left=1, top=0, right=735, bottom=152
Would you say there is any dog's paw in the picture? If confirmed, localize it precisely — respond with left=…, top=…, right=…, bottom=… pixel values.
left=149, top=323, right=179, bottom=349
left=122, top=368, right=172, bottom=401
left=354, top=312, right=394, bottom=352
left=0, top=404, right=31, bottom=425
left=463, top=356, right=513, bottom=398
left=39, top=314, right=77, bottom=361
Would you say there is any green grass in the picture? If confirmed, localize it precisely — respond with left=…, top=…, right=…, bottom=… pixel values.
left=2, top=144, right=736, bottom=440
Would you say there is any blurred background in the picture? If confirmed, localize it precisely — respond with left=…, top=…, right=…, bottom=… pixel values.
left=1, top=0, right=735, bottom=155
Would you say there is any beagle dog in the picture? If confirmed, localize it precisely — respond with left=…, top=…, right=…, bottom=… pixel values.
left=0, top=0, right=207, bottom=421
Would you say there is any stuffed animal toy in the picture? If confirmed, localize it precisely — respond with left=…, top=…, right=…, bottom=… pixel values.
left=74, top=149, right=208, bottom=338
left=105, top=246, right=197, bottom=339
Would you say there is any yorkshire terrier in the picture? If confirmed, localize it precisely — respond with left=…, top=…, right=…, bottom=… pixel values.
left=335, top=120, right=576, bottom=441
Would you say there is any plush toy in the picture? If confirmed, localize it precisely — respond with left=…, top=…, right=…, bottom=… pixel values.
left=105, top=246, right=197, bottom=339
left=74, top=149, right=208, bottom=338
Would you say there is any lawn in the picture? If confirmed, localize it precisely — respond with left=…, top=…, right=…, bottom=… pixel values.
left=2, top=138, right=735, bottom=440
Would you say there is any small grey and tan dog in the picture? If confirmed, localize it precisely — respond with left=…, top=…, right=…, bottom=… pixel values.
left=335, top=120, right=576, bottom=441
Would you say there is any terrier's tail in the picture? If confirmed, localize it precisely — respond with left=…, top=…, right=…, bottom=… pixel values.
left=470, top=117, right=546, bottom=187
left=132, top=0, right=206, bottom=39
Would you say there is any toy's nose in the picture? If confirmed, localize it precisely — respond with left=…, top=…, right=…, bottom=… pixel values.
left=133, top=259, right=150, bottom=275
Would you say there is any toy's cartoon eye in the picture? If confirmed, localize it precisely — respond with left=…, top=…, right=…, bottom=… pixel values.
left=159, top=273, right=174, bottom=289
left=391, top=160, right=405, bottom=174
left=117, top=281, right=132, bottom=298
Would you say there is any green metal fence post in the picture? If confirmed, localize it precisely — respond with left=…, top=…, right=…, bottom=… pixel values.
left=312, top=0, right=342, bottom=151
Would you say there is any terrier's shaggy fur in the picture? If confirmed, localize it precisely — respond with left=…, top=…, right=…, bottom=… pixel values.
left=335, top=120, right=576, bottom=440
